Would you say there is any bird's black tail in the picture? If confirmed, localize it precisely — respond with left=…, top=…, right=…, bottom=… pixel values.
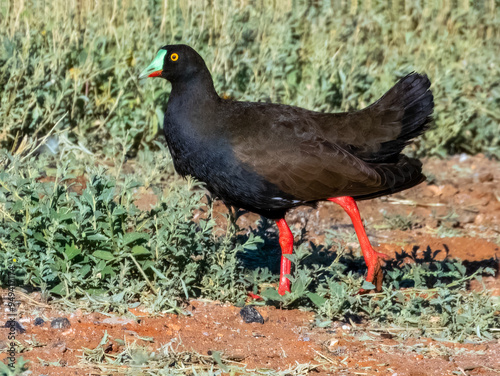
left=360, top=73, right=434, bottom=163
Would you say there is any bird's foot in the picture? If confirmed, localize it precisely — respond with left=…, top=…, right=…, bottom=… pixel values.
left=359, top=249, right=390, bottom=294
left=278, top=276, right=291, bottom=296
left=247, top=292, right=264, bottom=301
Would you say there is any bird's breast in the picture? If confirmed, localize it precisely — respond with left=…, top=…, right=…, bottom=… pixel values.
left=162, top=107, right=301, bottom=214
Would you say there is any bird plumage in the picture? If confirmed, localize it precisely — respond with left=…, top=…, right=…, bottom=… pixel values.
left=156, top=46, right=433, bottom=219
left=141, top=44, right=434, bottom=293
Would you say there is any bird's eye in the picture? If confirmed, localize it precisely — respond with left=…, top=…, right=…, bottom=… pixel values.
left=171, top=53, right=179, bottom=61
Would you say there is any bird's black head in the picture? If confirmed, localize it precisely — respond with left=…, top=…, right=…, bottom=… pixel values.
left=139, top=44, right=208, bottom=83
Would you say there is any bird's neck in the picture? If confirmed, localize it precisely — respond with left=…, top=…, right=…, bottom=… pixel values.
left=169, top=72, right=220, bottom=105
left=165, top=71, right=222, bottom=142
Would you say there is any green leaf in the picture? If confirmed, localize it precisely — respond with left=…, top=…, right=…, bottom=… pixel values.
left=307, top=292, right=327, bottom=307
left=65, top=244, right=81, bottom=260
left=150, top=266, right=167, bottom=280
left=131, top=245, right=150, bottom=256
left=86, top=233, right=108, bottom=241
left=101, top=265, right=116, bottom=277
left=100, top=187, right=115, bottom=203
left=57, top=211, right=76, bottom=222
left=261, top=288, right=283, bottom=301
left=141, top=260, right=155, bottom=271
left=79, top=264, right=91, bottom=278
left=93, top=250, right=114, bottom=261
left=211, top=351, right=229, bottom=372
left=123, top=232, right=150, bottom=246
left=361, top=280, right=376, bottom=290
left=50, top=282, right=66, bottom=296
left=316, top=319, right=333, bottom=328
left=112, top=206, right=127, bottom=216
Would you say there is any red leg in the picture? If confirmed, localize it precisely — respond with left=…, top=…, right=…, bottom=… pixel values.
left=328, top=196, right=390, bottom=291
left=276, top=218, right=294, bottom=295
left=247, top=292, right=263, bottom=301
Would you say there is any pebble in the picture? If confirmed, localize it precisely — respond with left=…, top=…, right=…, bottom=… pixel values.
left=460, top=211, right=477, bottom=224
left=34, top=317, right=45, bottom=326
left=102, top=317, right=135, bottom=325
left=474, top=213, right=485, bottom=225
left=51, top=317, right=71, bottom=329
left=479, top=172, right=494, bottom=183
left=4, top=320, right=26, bottom=334
left=51, top=341, right=68, bottom=353
left=240, top=306, right=264, bottom=324
left=328, top=339, right=339, bottom=350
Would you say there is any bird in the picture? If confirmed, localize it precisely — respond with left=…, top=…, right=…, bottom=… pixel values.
left=139, top=44, right=434, bottom=295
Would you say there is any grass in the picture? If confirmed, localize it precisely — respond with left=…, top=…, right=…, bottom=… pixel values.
left=76, top=332, right=329, bottom=375
left=0, top=1, right=499, bottom=157
left=0, top=1, right=499, bottom=373
left=1, top=145, right=498, bottom=344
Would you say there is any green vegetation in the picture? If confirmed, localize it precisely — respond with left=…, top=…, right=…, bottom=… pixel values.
left=1, top=146, right=498, bottom=343
left=77, top=331, right=330, bottom=375
left=0, top=4, right=498, bottom=372
left=1, top=1, right=499, bottom=157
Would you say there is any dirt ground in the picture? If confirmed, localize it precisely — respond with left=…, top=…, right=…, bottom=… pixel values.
left=1, top=154, right=499, bottom=375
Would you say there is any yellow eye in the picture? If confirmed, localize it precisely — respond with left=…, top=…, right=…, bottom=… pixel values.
left=171, top=53, right=179, bottom=61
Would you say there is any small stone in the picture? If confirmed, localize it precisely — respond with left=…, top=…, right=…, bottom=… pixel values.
left=328, top=339, right=339, bottom=350
left=51, top=317, right=71, bottom=329
left=34, top=317, right=45, bottom=326
left=462, top=364, right=480, bottom=371
left=460, top=211, right=477, bottom=224
left=4, top=320, right=26, bottom=334
left=479, top=172, right=494, bottom=183
left=474, top=214, right=485, bottom=225
left=240, top=306, right=264, bottom=324
left=51, top=341, right=67, bottom=353
left=102, top=316, right=135, bottom=325
left=104, top=343, right=113, bottom=353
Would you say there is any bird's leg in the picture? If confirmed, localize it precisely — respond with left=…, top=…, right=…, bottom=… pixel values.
left=328, top=196, right=390, bottom=291
left=276, top=218, right=294, bottom=295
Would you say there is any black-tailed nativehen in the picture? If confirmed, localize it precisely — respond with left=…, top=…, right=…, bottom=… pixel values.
left=140, top=45, right=433, bottom=295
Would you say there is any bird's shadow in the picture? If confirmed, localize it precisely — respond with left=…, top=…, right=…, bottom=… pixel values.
left=235, top=216, right=498, bottom=290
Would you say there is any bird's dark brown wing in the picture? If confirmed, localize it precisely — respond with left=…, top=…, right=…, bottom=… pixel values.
left=225, top=105, right=389, bottom=201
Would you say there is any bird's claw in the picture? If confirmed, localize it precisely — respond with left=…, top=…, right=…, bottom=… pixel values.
left=247, top=292, right=263, bottom=301
left=359, top=250, right=390, bottom=294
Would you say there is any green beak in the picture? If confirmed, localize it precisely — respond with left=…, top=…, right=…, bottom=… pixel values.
left=139, top=49, right=167, bottom=79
